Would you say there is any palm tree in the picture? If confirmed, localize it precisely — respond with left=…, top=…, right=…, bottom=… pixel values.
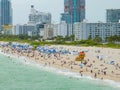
left=93, top=35, right=102, bottom=43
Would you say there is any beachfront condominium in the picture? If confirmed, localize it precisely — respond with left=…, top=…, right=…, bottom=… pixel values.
left=28, top=5, right=51, bottom=24
left=13, top=24, right=36, bottom=36
left=74, top=22, right=120, bottom=41
left=107, top=9, right=120, bottom=23
left=61, top=0, right=85, bottom=24
left=28, top=5, right=51, bottom=36
left=0, top=0, right=12, bottom=31
left=53, top=21, right=68, bottom=37
left=43, top=24, right=54, bottom=39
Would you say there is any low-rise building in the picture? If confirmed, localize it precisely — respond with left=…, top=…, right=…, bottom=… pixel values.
left=74, top=22, right=120, bottom=41
left=13, top=24, right=36, bottom=36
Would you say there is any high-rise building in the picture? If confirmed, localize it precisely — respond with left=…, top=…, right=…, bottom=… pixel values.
left=0, top=0, right=12, bottom=30
left=61, top=0, right=85, bottom=24
left=28, top=5, right=51, bottom=24
left=43, top=24, right=54, bottom=39
left=106, top=9, right=120, bottom=23
left=53, top=21, right=68, bottom=37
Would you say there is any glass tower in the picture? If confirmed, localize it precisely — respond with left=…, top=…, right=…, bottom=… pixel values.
left=61, top=0, right=85, bottom=24
left=0, top=0, right=12, bottom=30
left=107, top=9, right=120, bottom=23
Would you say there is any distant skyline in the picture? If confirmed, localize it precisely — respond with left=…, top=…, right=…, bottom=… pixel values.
left=11, top=0, right=120, bottom=24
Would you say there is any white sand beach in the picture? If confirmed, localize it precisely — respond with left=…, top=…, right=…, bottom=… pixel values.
left=0, top=42, right=120, bottom=82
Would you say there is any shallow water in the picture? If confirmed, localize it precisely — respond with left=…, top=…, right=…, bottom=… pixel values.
left=0, top=54, right=119, bottom=90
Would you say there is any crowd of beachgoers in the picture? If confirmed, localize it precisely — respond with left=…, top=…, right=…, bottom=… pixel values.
left=0, top=42, right=120, bottom=82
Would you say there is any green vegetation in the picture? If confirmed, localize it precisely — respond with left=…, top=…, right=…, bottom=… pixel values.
left=0, top=34, right=120, bottom=49
left=93, top=35, right=102, bottom=43
left=106, top=35, right=120, bottom=43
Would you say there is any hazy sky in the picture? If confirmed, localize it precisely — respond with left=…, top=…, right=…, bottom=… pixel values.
left=11, top=0, right=120, bottom=24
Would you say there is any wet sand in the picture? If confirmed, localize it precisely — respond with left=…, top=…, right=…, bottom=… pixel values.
left=0, top=44, right=120, bottom=82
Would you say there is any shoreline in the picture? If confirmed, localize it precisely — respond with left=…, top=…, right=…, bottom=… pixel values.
left=0, top=49, right=120, bottom=88
left=0, top=43, right=120, bottom=84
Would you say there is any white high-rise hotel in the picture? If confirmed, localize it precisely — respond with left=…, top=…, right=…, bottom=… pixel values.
left=13, top=5, right=52, bottom=36
left=28, top=5, right=51, bottom=24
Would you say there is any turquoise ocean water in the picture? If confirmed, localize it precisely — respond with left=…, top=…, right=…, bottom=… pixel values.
left=0, top=53, right=120, bottom=90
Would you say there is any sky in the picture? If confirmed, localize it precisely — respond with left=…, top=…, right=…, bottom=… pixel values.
left=11, top=0, right=120, bottom=25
